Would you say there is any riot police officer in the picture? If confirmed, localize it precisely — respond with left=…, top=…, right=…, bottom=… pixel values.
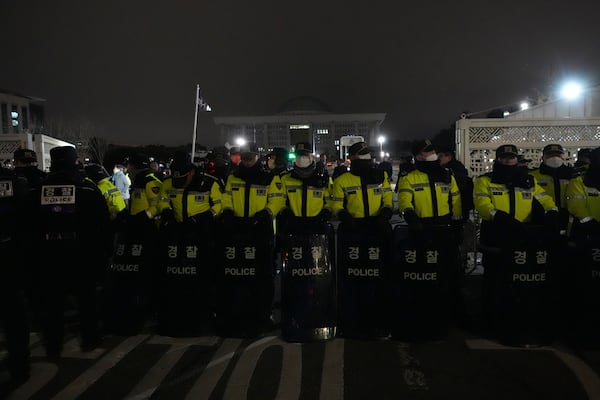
left=398, top=140, right=463, bottom=234
left=13, top=148, right=46, bottom=186
left=531, top=144, right=574, bottom=231
left=0, top=166, right=30, bottom=391
left=28, top=146, right=111, bottom=357
left=159, top=151, right=223, bottom=228
left=474, top=144, right=559, bottom=337
left=279, top=147, right=332, bottom=228
left=330, top=141, right=393, bottom=224
left=126, top=153, right=163, bottom=225
left=566, top=147, right=600, bottom=238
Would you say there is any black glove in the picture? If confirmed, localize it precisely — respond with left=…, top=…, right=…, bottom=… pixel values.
left=337, top=209, right=354, bottom=226
left=190, top=210, right=214, bottom=225
left=378, top=207, right=393, bottom=221
left=403, top=209, right=423, bottom=232
left=220, top=209, right=235, bottom=227
left=544, top=210, right=561, bottom=235
left=253, top=209, right=272, bottom=226
left=317, top=208, right=333, bottom=223
left=278, top=207, right=294, bottom=224
left=160, top=208, right=176, bottom=228
left=132, top=210, right=150, bottom=224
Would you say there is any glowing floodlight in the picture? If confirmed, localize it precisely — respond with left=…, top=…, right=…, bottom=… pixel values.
left=560, top=82, right=583, bottom=100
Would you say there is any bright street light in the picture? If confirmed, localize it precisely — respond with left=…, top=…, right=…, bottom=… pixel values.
left=378, top=136, right=385, bottom=159
left=560, top=82, right=583, bottom=100
left=235, top=137, right=246, bottom=147
left=520, top=102, right=529, bottom=111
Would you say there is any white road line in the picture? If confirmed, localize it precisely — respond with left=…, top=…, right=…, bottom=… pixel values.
left=50, top=334, right=149, bottom=400
left=6, top=362, right=58, bottom=400
left=320, top=339, right=344, bottom=400
left=275, top=340, right=302, bottom=400
left=31, top=337, right=106, bottom=359
left=222, top=336, right=299, bottom=400
left=126, top=344, right=189, bottom=399
left=465, top=339, right=600, bottom=399
left=185, top=338, right=243, bottom=400
left=147, top=335, right=219, bottom=346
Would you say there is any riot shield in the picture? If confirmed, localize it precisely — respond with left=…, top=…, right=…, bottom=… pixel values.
left=570, top=233, right=600, bottom=346
left=279, top=219, right=336, bottom=342
left=391, top=224, right=454, bottom=341
left=215, top=218, right=275, bottom=337
left=156, top=221, right=216, bottom=337
left=486, top=225, right=555, bottom=346
left=336, top=218, right=392, bottom=338
left=102, top=219, right=157, bottom=335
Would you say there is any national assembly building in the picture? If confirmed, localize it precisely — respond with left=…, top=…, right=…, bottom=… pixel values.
left=213, top=96, right=386, bottom=160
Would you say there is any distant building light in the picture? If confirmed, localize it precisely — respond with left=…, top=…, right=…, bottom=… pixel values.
left=503, top=111, right=510, bottom=117
left=560, top=81, right=583, bottom=100
left=11, top=120, right=18, bottom=126
left=520, top=102, right=529, bottom=110
left=316, top=128, right=329, bottom=134
left=11, top=111, right=18, bottom=118
left=290, top=124, right=310, bottom=130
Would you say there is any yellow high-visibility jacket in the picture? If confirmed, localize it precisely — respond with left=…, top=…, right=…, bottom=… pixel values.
left=566, top=175, right=600, bottom=223
left=530, top=167, right=572, bottom=209
left=129, top=169, right=162, bottom=218
left=474, top=174, right=557, bottom=222
left=330, top=170, right=393, bottom=218
left=397, top=169, right=462, bottom=220
left=222, top=170, right=285, bottom=217
left=158, top=172, right=223, bottom=222
left=280, top=171, right=331, bottom=217
left=92, top=177, right=126, bottom=219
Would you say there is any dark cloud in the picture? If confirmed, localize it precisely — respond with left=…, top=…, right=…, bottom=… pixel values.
left=2, top=0, right=599, bottom=147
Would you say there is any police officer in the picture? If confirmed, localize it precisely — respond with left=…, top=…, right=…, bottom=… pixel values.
left=159, top=151, right=223, bottom=229
left=221, top=143, right=285, bottom=226
left=28, top=146, right=111, bottom=357
left=474, top=144, right=559, bottom=246
left=126, top=153, right=163, bottom=225
left=0, top=166, right=30, bottom=391
left=566, top=147, right=600, bottom=239
left=84, top=163, right=127, bottom=221
left=573, top=148, right=593, bottom=176
left=13, top=148, right=47, bottom=187
left=279, top=146, right=332, bottom=228
left=474, top=144, right=559, bottom=334
left=398, top=140, right=462, bottom=233
left=266, top=147, right=290, bottom=178
left=531, top=144, right=574, bottom=231
left=331, top=141, right=393, bottom=224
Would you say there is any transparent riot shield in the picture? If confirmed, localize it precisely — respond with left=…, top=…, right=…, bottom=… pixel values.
left=156, top=221, right=216, bottom=337
left=336, top=219, right=392, bottom=339
left=391, top=224, right=454, bottom=341
left=570, top=233, right=600, bottom=347
left=215, top=218, right=275, bottom=337
left=280, top=219, right=336, bottom=342
left=488, top=225, right=555, bottom=346
left=103, top=218, right=158, bottom=335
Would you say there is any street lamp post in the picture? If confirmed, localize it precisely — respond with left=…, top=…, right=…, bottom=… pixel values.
left=378, top=136, right=385, bottom=159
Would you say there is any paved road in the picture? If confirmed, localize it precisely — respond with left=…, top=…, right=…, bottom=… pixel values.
left=3, top=324, right=600, bottom=400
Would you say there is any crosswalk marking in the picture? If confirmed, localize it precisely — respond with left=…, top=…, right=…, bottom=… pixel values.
left=125, top=336, right=218, bottom=399
left=320, top=339, right=344, bottom=400
left=6, top=362, right=58, bottom=400
left=50, top=334, right=149, bottom=400
left=185, top=338, right=243, bottom=400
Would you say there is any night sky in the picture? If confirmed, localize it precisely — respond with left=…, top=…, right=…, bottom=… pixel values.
left=2, top=0, right=599, bottom=148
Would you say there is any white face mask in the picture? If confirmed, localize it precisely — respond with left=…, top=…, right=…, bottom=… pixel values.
left=424, top=153, right=438, bottom=162
left=357, top=154, right=371, bottom=160
left=544, top=156, right=563, bottom=169
left=295, top=155, right=312, bottom=168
